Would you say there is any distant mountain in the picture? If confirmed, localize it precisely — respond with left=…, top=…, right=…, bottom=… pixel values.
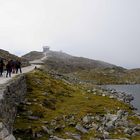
left=23, top=50, right=140, bottom=84
left=0, top=49, right=28, bottom=66
left=22, top=50, right=123, bottom=71
left=43, top=51, right=122, bottom=73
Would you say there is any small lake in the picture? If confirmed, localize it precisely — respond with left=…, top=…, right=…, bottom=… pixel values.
left=102, top=85, right=140, bottom=112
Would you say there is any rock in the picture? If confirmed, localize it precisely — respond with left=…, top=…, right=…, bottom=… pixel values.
left=87, top=90, right=91, bottom=93
left=105, top=138, right=130, bottom=140
left=42, top=121, right=49, bottom=124
left=4, top=134, right=16, bottom=140
left=105, top=121, right=115, bottom=131
left=90, top=138, right=101, bottom=140
left=95, top=116, right=100, bottom=121
left=0, top=127, right=9, bottom=139
left=49, top=135, right=73, bottom=140
left=66, top=132, right=81, bottom=140
left=54, top=124, right=65, bottom=131
left=82, top=115, right=92, bottom=123
left=28, top=116, right=40, bottom=120
left=26, top=102, right=32, bottom=105
left=68, top=121, right=76, bottom=126
left=103, top=131, right=109, bottom=139
left=117, top=110, right=125, bottom=119
left=36, top=133, right=43, bottom=138
left=75, top=124, right=88, bottom=133
left=105, top=114, right=118, bottom=122
left=42, top=126, right=53, bottom=135
left=91, top=122, right=99, bottom=130
left=109, top=95, right=114, bottom=99
left=102, top=94, right=106, bottom=97
left=133, top=125, right=140, bottom=132
left=124, top=128, right=133, bottom=135
left=0, top=122, right=3, bottom=130
left=33, top=99, right=37, bottom=102
left=132, top=131, right=140, bottom=136
left=50, top=120, right=57, bottom=126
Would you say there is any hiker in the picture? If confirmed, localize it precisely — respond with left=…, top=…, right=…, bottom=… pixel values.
left=6, top=60, right=12, bottom=77
left=11, top=60, right=16, bottom=73
left=15, top=60, right=22, bottom=74
left=0, top=58, right=5, bottom=76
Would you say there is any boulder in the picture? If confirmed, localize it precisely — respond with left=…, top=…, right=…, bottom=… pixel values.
left=75, top=124, right=88, bottom=133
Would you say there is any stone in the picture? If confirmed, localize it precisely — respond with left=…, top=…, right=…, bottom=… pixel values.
left=105, top=121, right=115, bottom=131
left=0, top=127, right=9, bottom=139
left=36, top=133, right=43, bottom=138
left=109, top=95, right=114, bottom=99
left=91, top=122, right=99, bottom=130
left=124, top=128, right=133, bottom=135
left=68, top=121, right=76, bottom=126
left=90, top=138, right=101, bottom=140
left=0, top=122, right=3, bottom=130
left=105, top=114, right=118, bottom=122
left=133, top=125, right=140, bottom=132
left=75, top=124, right=88, bottom=133
left=50, top=120, right=57, bottom=126
left=28, top=116, right=39, bottom=120
left=103, top=131, right=109, bottom=139
left=49, top=135, right=73, bottom=140
left=42, top=126, right=53, bottom=135
left=66, top=132, right=81, bottom=140
left=95, top=116, right=100, bottom=121
left=132, top=131, right=140, bottom=136
left=4, top=134, right=16, bottom=140
left=117, top=110, right=124, bottom=119
left=0, top=75, right=27, bottom=132
left=102, top=94, right=106, bottom=97
left=83, top=116, right=92, bottom=123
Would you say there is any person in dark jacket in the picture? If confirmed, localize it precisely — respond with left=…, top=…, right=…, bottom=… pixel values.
left=11, top=60, right=16, bottom=73
left=15, top=60, right=22, bottom=74
left=6, top=60, right=12, bottom=77
left=0, top=58, right=5, bottom=76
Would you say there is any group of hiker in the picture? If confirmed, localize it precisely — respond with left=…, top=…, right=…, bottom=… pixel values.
left=0, top=58, right=22, bottom=77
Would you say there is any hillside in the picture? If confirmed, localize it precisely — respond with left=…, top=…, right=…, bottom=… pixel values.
left=22, top=50, right=120, bottom=72
left=43, top=51, right=140, bottom=84
left=44, top=51, right=118, bottom=74
left=13, top=69, right=140, bottom=140
left=0, top=49, right=29, bottom=66
left=22, top=50, right=140, bottom=84
left=22, top=51, right=44, bottom=61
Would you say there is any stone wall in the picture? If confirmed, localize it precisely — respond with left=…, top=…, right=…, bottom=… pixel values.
left=0, top=75, right=27, bottom=139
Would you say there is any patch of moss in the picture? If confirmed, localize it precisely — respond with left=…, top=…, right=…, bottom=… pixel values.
left=128, top=116, right=140, bottom=124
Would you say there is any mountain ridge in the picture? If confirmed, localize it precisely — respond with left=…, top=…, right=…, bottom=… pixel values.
left=22, top=50, right=120, bottom=69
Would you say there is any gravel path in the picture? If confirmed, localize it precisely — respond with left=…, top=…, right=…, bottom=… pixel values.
left=0, top=54, right=46, bottom=85
left=0, top=64, right=41, bottom=85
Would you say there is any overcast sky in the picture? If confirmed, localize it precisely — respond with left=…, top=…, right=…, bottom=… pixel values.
left=0, top=0, right=140, bottom=69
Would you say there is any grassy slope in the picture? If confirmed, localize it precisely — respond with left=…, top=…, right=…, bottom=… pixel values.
left=14, top=69, right=140, bottom=140
left=75, top=68, right=140, bottom=84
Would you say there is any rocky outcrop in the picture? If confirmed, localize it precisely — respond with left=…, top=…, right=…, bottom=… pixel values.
left=0, top=75, right=27, bottom=139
